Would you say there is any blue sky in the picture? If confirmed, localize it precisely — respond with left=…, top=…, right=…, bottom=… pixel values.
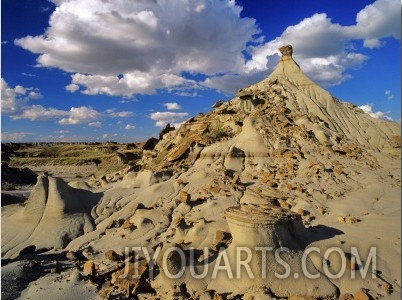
left=1, top=0, right=400, bottom=142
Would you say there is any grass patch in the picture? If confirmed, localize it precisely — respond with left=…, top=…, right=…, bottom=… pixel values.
left=203, top=122, right=233, bottom=144
left=6, top=143, right=144, bottom=177
left=10, top=156, right=104, bottom=166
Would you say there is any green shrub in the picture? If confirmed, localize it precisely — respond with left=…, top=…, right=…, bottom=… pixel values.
left=203, top=122, right=232, bottom=143
left=2, top=182, right=16, bottom=191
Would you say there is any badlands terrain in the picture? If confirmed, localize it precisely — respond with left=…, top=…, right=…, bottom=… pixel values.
left=1, top=45, right=401, bottom=299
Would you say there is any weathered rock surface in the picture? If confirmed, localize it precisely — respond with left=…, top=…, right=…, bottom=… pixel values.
left=2, top=45, right=400, bottom=299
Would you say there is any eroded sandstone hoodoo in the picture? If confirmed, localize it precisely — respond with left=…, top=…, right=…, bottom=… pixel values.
left=208, top=188, right=338, bottom=298
left=1, top=175, right=95, bottom=258
left=279, top=44, right=293, bottom=57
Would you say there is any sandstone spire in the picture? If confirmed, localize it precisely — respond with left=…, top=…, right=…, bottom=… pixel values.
left=279, top=44, right=293, bottom=58
left=250, top=44, right=400, bottom=155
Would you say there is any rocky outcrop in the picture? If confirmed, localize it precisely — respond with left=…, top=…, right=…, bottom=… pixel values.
left=167, top=132, right=203, bottom=162
left=208, top=189, right=338, bottom=298
left=139, top=44, right=400, bottom=173
left=159, top=123, right=175, bottom=140
left=142, top=137, right=159, bottom=150
left=2, top=45, right=400, bottom=299
left=1, top=175, right=95, bottom=258
left=1, top=163, right=37, bottom=186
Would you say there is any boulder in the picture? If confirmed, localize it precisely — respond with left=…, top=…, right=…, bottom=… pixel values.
left=354, top=290, right=370, bottom=300
left=167, top=132, right=202, bottom=162
left=179, top=191, right=191, bottom=204
left=105, top=250, right=123, bottom=261
left=159, top=123, right=175, bottom=140
left=83, top=261, right=95, bottom=276
left=211, top=230, right=232, bottom=250
left=212, top=100, right=224, bottom=108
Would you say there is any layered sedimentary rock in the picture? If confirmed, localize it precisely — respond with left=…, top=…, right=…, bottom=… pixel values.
left=208, top=188, right=338, bottom=298
left=2, top=45, right=400, bottom=299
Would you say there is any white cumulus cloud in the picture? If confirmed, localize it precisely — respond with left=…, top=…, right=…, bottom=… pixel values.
left=163, top=102, right=181, bottom=110
left=125, top=124, right=136, bottom=130
left=15, top=0, right=259, bottom=96
left=13, top=0, right=401, bottom=95
left=107, top=110, right=133, bottom=118
left=59, top=106, right=101, bottom=125
left=385, top=90, right=394, bottom=100
left=150, top=111, right=189, bottom=127
left=2, top=78, right=134, bottom=125
left=1, top=78, right=43, bottom=114
left=1, top=78, right=67, bottom=121
left=358, top=104, right=392, bottom=121
left=14, top=105, right=69, bottom=121
left=65, top=83, right=80, bottom=93
left=209, top=0, right=401, bottom=90
left=88, top=121, right=102, bottom=127
left=351, top=0, right=401, bottom=48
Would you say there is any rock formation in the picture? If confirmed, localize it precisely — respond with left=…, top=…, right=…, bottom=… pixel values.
left=2, top=175, right=95, bottom=258
left=2, top=45, right=400, bottom=299
left=208, top=188, right=337, bottom=297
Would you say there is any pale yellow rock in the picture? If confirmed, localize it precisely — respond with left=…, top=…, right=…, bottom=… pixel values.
left=337, top=216, right=346, bottom=223
left=83, top=261, right=95, bottom=276
left=2, top=44, right=401, bottom=299
left=354, top=290, right=370, bottom=300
